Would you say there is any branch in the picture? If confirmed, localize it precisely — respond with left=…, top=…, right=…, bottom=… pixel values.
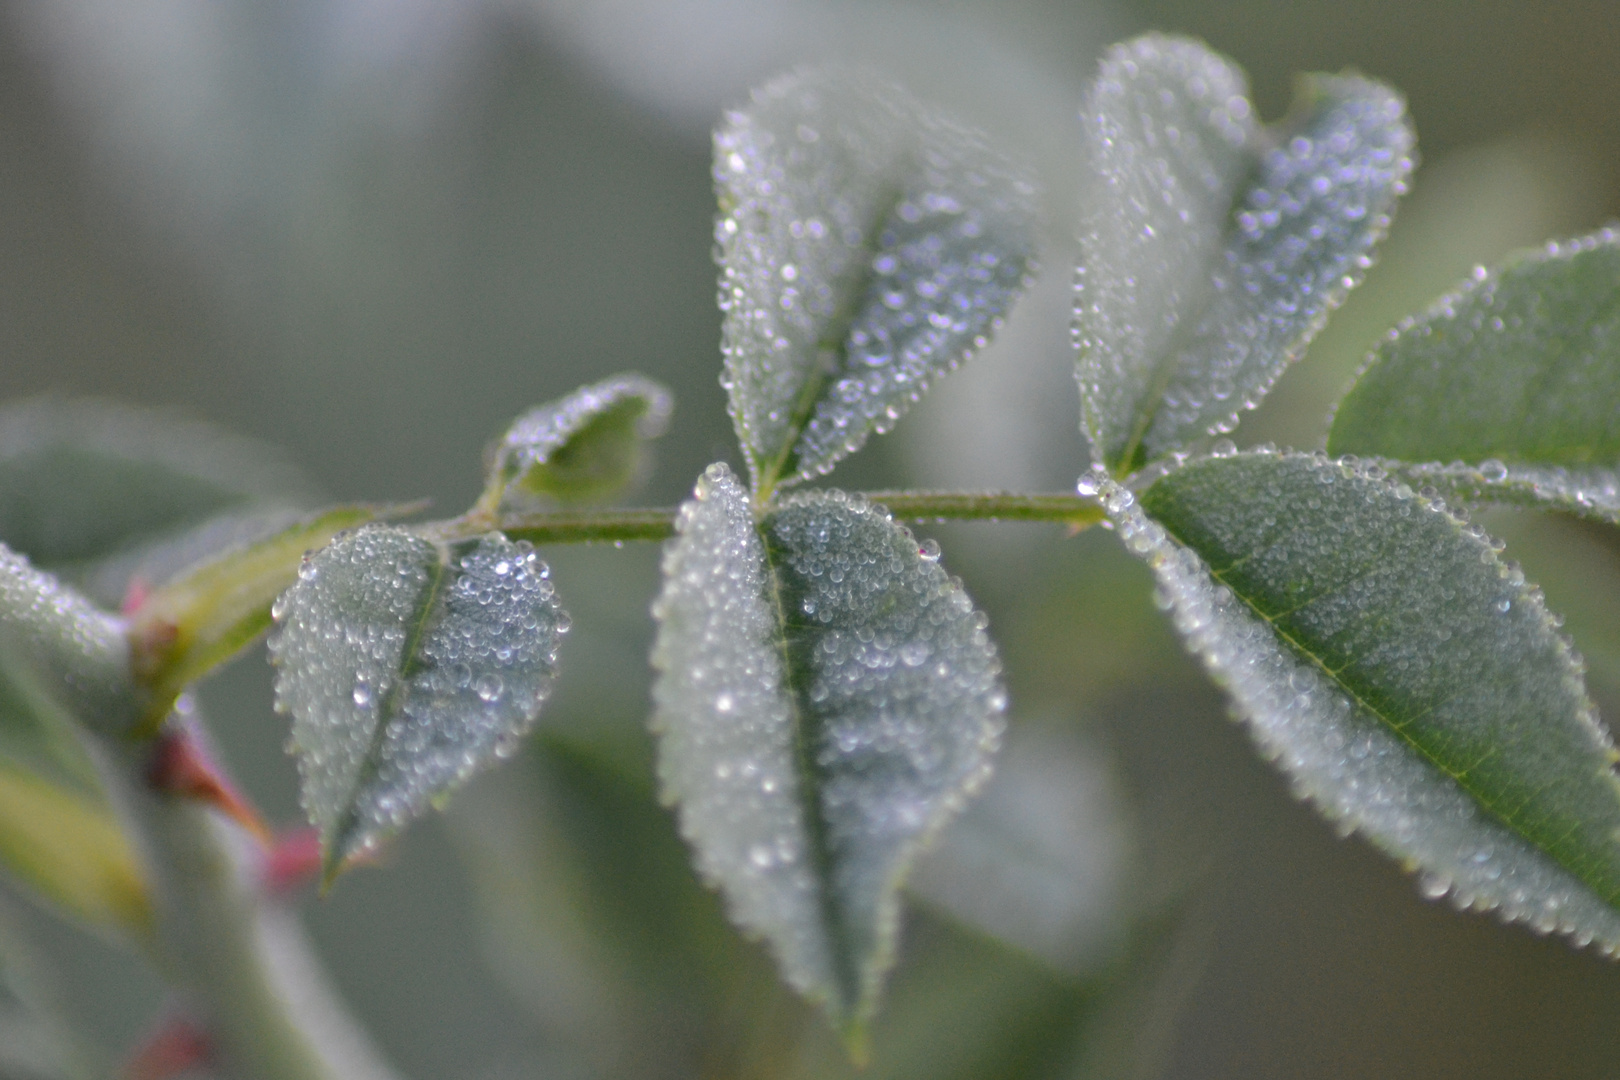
left=474, top=491, right=1103, bottom=546
left=88, top=703, right=404, bottom=1080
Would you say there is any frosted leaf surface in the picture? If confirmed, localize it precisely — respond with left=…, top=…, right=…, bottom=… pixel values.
left=1111, top=451, right=1620, bottom=951
left=270, top=524, right=566, bottom=878
left=489, top=373, right=672, bottom=508
left=0, top=543, right=138, bottom=738
left=649, top=463, right=1004, bottom=1035
left=1330, top=229, right=1620, bottom=524
left=716, top=68, right=1038, bottom=493
left=1076, top=35, right=1413, bottom=474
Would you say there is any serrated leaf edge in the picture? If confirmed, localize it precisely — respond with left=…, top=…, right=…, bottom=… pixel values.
left=1094, top=450, right=1620, bottom=952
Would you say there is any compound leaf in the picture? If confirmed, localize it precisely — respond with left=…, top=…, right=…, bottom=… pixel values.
left=1076, top=35, right=1413, bottom=475
left=1107, top=450, right=1620, bottom=950
left=716, top=68, right=1038, bottom=497
left=270, top=525, right=567, bottom=882
left=486, top=374, right=673, bottom=509
left=650, top=463, right=1004, bottom=1047
left=1329, top=228, right=1620, bottom=523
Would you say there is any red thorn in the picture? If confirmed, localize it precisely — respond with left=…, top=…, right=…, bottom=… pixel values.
left=262, top=827, right=324, bottom=896
left=147, top=728, right=272, bottom=845
left=122, top=1014, right=211, bottom=1080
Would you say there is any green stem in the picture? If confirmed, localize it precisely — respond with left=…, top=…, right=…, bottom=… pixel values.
left=86, top=714, right=404, bottom=1080
left=461, top=492, right=1103, bottom=546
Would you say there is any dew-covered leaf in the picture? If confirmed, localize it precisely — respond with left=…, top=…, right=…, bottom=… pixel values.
left=269, top=524, right=567, bottom=880
left=486, top=374, right=673, bottom=509
left=127, top=504, right=381, bottom=731
left=1105, top=450, right=1620, bottom=950
left=0, top=764, right=150, bottom=943
left=649, top=463, right=1004, bottom=1042
left=0, top=399, right=312, bottom=579
left=1329, top=229, right=1620, bottom=523
left=716, top=68, right=1039, bottom=496
left=1075, top=35, right=1413, bottom=475
left=0, top=544, right=141, bottom=738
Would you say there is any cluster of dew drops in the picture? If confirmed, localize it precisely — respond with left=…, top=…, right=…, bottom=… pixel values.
left=494, top=373, right=671, bottom=491
left=793, top=156, right=1037, bottom=476
left=269, top=526, right=569, bottom=845
left=713, top=70, right=1037, bottom=484
left=1085, top=452, right=1620, bottom=952
left=769, top=490, right=1006, bottom=843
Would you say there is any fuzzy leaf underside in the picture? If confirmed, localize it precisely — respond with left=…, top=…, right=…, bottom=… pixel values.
left=1111, top=451, right=1620, bottom=950
left=270, top=524, right=566, bottom=878
left=490, top=373, right=673, bottom=508
left=1330, top=229, right=1620, bottom=523
left=715, top=68, right=1039, bottom=493
left=649, top=463, right=1004, bottom=1037
left=1076, top=34, right=1413, bottom=474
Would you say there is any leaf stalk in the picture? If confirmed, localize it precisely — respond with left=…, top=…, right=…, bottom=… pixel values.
left=475, top=492, right=1103, bottom=546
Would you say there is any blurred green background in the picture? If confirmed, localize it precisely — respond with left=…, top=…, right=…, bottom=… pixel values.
left=6, top=0, right=1620, bottom=1076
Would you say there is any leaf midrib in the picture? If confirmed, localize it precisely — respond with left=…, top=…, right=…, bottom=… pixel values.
left=752, top=178, right=907, bottom=501
left=1112, top=152, right=1265, bottom=475
left=324, top=541, right=451, bottom=883
left=1180, top=527, right=1620, bottom=906
left=755, top=517, right=861, bottom=1022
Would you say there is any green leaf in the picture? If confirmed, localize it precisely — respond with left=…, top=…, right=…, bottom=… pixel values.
left=1075, top=35, right=1413, bottom=475
left=485, top=374, right=672, bottom=509
left=0, top=764, right=150, bottom=945
left=127, top=505, right=382, bottom=732
left=649, top=463, right=1005, bottom=1044
left=0, top=399, right=311, bottom=584
left=1329, top=228, right=1620, bottom=523
left=0, top=545, right=142, bottom=738
left=1105, top=450, right=1620, bottom=951
left=716, top=68, right=1039, bottom=497
left=269, top=524, right=568, bottom=881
